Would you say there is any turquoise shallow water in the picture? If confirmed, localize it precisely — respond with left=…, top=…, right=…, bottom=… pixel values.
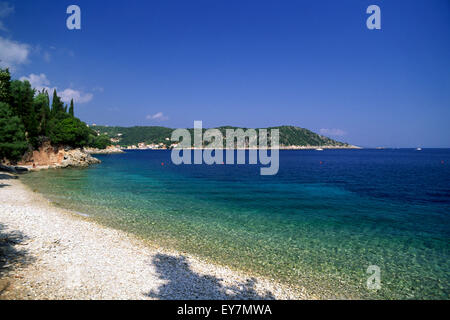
left=21, top=149, right=450, bottom=299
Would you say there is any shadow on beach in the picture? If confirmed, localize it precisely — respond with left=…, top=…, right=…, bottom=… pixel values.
left=0, top=223, right=33, bottom=297
left=145, top=253, right=275, bottom=300
left=0, top=174, right=17, bottom=188
left=0, top=174, right=18, bottom=180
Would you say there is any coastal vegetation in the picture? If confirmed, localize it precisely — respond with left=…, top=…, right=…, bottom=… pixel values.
left=93, top=125, right=352, bottom=148
left=0, top=68, right=108, bottom=163
left=0, top=65, right=351, bottom=163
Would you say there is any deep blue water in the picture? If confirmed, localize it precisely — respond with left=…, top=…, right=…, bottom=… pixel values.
left=22, top=149, right=450, bottom=299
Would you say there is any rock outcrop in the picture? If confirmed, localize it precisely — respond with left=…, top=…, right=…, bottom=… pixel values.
left=60, top=148, right=101, bottom=167
left=84, top=145, right=124, bottom=154
left=18, top=142, right=100, bottom=171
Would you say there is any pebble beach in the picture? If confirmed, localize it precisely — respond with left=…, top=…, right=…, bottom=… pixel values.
left=0, top=173, right=307, bottom=300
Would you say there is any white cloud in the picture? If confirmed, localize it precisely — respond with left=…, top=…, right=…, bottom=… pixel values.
left=59, top=88, right=93, bottom=103
left=320, top=128, right=347, bottom=137
left=0, top=4, right=53, bottom=67
left=20, top=73, right=94, bottom=104
left=146, top=112, right=169, bottom=121
left=0, top=37, right=30, bottom=70
left=0, top=3, right=22, bottom=63
left=20, top=73, right=51, bottom=90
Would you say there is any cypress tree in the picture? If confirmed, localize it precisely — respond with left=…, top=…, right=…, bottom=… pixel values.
left=33, top=92, right=51, bottom=136
left=69, top=99, right=74, bottom=117
left=45, top=90, right=50, bottom=112
left=51, top=89, right=65, bottom=117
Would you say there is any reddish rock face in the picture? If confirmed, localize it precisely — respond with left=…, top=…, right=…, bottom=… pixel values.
left=19, top=141, right=100, bottom=168
left=20, top=142, right=60, bottom=166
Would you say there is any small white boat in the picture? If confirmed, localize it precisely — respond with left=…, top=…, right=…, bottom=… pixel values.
left=416, top=148, right=422, bottom=151
left=315, top=148, right=324, bottom=151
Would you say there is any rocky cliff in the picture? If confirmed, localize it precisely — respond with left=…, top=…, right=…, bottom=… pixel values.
left=19, top=142, right=100, bottom=171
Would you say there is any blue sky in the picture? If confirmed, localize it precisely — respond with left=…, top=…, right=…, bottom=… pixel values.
left=1, top=0, right=449, bottom=147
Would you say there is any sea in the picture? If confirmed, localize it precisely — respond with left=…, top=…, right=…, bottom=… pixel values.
left=21, top=149, right=450, bottom=299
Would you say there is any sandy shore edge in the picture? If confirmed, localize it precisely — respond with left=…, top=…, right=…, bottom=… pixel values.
left=0, top=173, right=309, bottom=300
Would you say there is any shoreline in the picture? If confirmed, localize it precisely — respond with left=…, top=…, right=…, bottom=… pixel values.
left=0, top=174, right=308, bottom=300
left=123, top=145, right=361, bottom=151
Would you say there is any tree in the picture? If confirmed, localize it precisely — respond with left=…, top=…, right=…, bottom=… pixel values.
left=10, top=80, right=39, bottom=147
left=0, top=72, right=95, bottom=161
left=0, top=68, right=11, bottom=105
left=33, top=91, right=51, bottom=136
left=88, top=134, right=110, bottom=149
left=51, top=89, right=65, bottom=118
left=49, top=117, right=90, bottom=148
left=0, top=102, right=28, bottom=162
left=69, top=98, right=74, bottom=117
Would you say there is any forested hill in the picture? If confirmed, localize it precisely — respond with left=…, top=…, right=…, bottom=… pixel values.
left=93, top=125, right=354, bottom=148
left=0, top=68, right=111, bottom=163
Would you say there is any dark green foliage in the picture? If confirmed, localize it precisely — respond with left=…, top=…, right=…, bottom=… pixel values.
left=0, top=68, right=94, bottom=162
left=69, top=99, right=74, bottom=117
left=88, top=134, right=111, bottom=149
left=49, top=117, right=90, bottom=148
left=51, top=89, right=66, bottom=119
left=33, top=92, right=51, bottom=136
left=93, top=125, right=350, bottom=147
left=10, top=80, right=40, bottom=147
left=93, top=126, right=173, bottom=146
left=269, top=126, right=349, bottom=147
left=0, top=68, right=12, bottom=105
left=0, top=102, right=28, bottom=162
